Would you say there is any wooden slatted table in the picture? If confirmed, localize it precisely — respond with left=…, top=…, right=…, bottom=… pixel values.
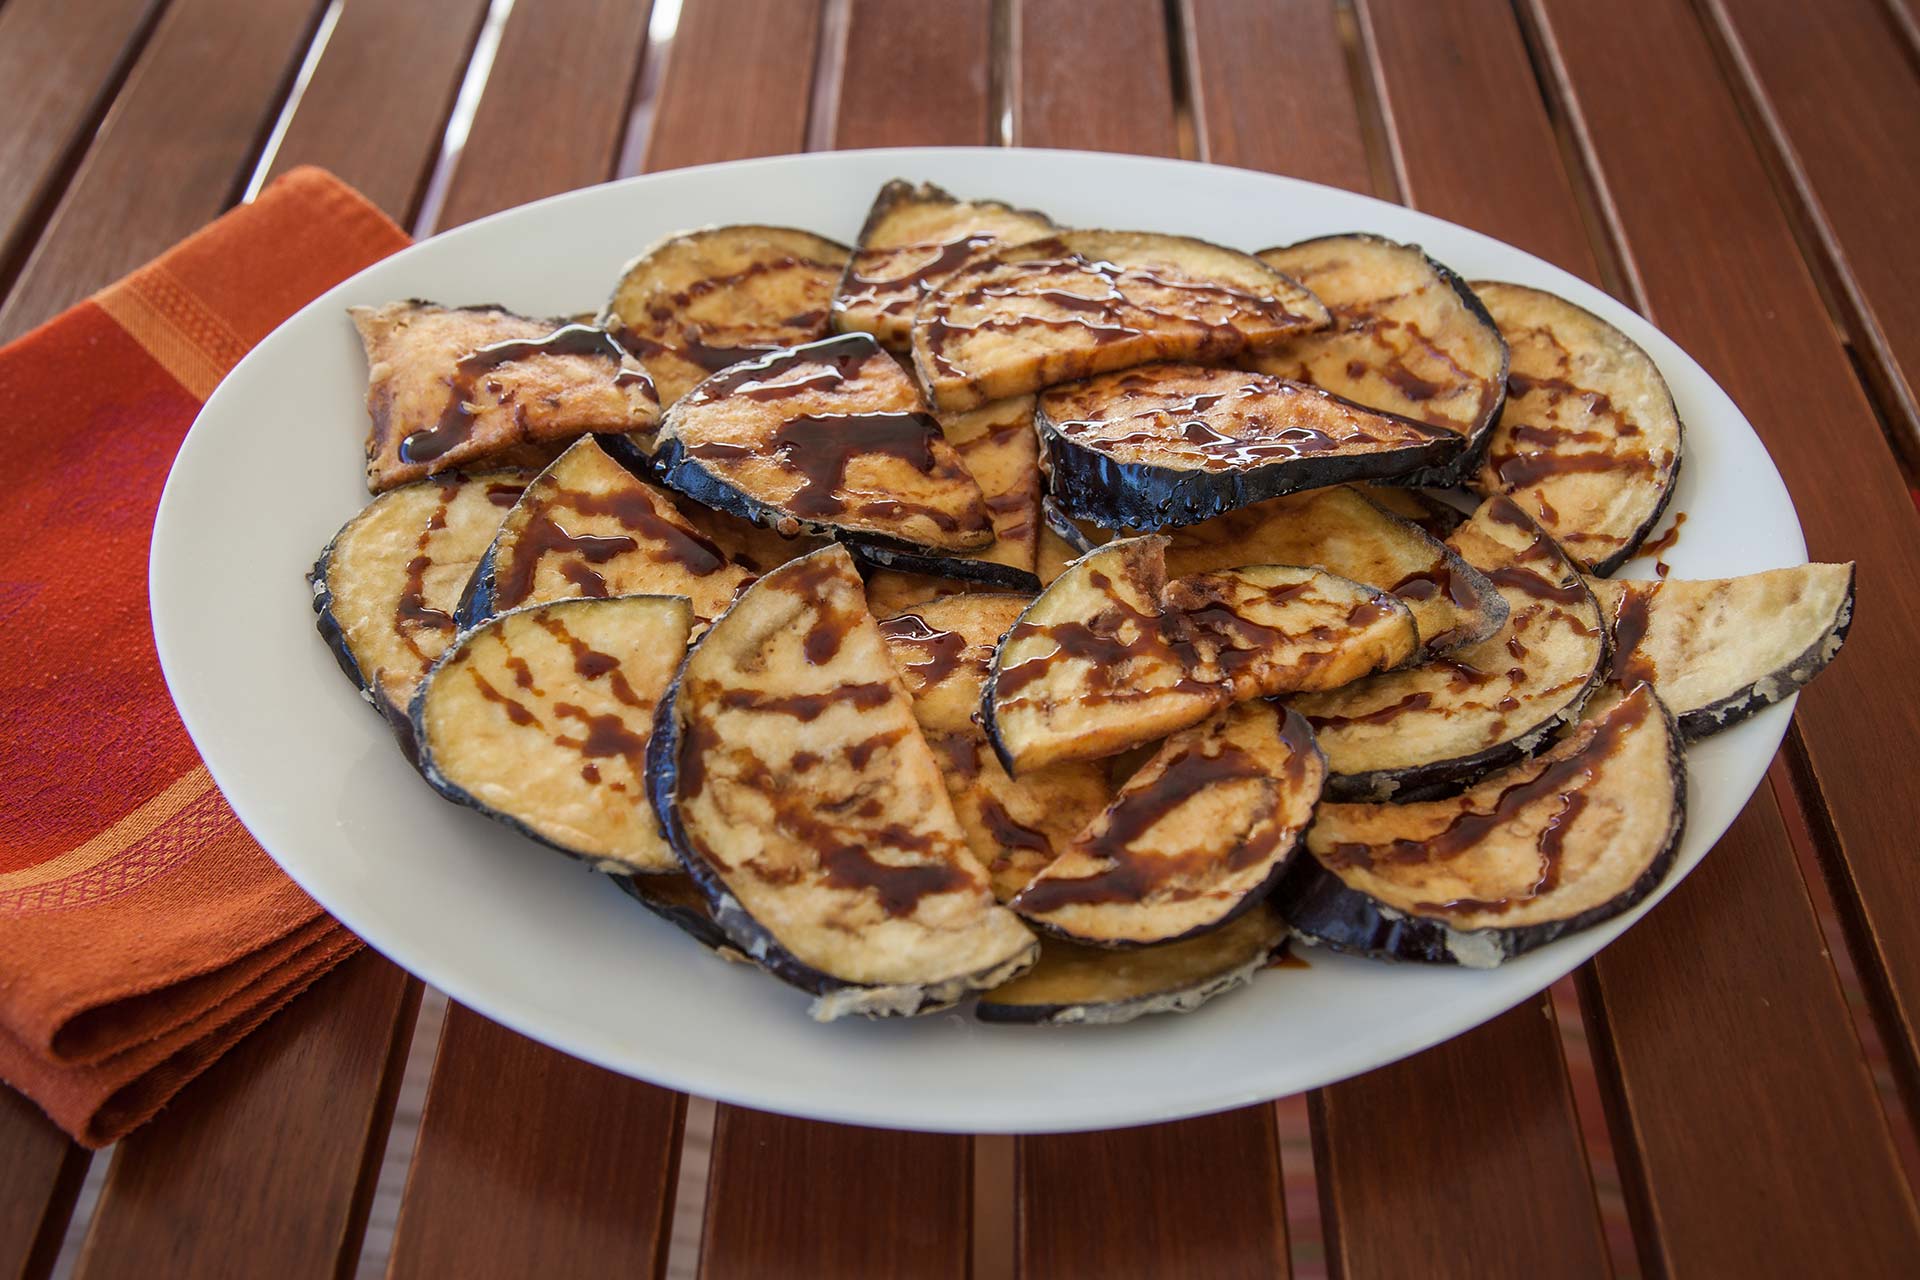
left=4, top=1, right=1917, bottom=1275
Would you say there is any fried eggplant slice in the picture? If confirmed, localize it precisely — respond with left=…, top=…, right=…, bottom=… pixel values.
left=1250, top=234, right=1506, bottom=487
left=1038, top=363, right=1458, bottom=527
left=614, top=873, right=749, bottom=960
left=599, top=225, right=851, bottom=411
left=311, top=469, right=531, bottom=734
left=879, top=595, right=1109, bottom=901
left=1291, top=496, right=1606, bottom=801
left=1359, top=484, right=1465, bottom=540
left=863, top=569, right=978, bottom=616
left=833, top=180, right=1058, bottom=352
left=1471, top=282, right=1683, bottom=574
left=651, top=333, right=993, bottom=553
left=855, top=396, right=1043, bottom=588
left=1012, top=702, right=1325, bottom=947
left=351, top=302, right=659, bottom=491
left=1165, top=565, right=1420, bottom=701
left=1162, top=486, right=1507, bottom=658
left=976, top=904, right=1288, bottom=1024
left=649, top=546, right=1037, bottom=1018
left=1279, top=684, right=1684, bottom=966
left=458, top=436, right=755, bottom=629
left=984, top=536, right=1226, bottom=774
left=412, top=595, right=692, bottom=874
left=912, top=230, right=1332, bottom=411
left=664, top=488, right=827, bottom=575
left=1589, top=562, right=1854, bottom=738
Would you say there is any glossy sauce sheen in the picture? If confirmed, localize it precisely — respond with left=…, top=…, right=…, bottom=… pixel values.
left=399, top=324, right=638, bottom=465
left=611, top=254, right=841, bottom=374
left=995, top=570, right=1212, bottom=707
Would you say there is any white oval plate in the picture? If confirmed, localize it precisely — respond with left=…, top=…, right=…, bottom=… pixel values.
left=151, top=148, right=1799, bottom=1133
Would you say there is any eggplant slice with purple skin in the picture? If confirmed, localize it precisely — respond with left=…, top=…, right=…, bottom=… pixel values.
left=457, top=435, right=756, bottom=630
left=599, top=225, right=851, bottom=414
left=1471, top=282, right=1684, bottom=574
left=351, top=301, right=659, bottom=491
left=1250, top=233, right=1507, bottom=489
left=311, top=468, right=533, bottom=739
left=614, top=873, right=751, bottom=961
left=650, top=333, right=995, bottom=555
left=648, top=545, right=1037, bottom=1019
left=1162, top=485, right=1507, bottom=659
left=832, top=180, right=1058, bottom=353
left=879, top=593, right=1110, bottom=902
left=1166, top=565, right=1421, bottom=701
left=1279, top=683, right=1684, bottom=967
left=1037, top=363, right=1460, bottom=528
left=853, top=395, right=1044, bottom=589
left=1290, top=496, right=1607, bottom=801
left=411, top=594, right=693, bottom=874
left=912, top=230, right=1332, bottom=412
left=984, top=536, right=1227, bottom=775
left=976, top=902, right=1290, bottom=1025
left=1012, top=700, right=1325, bottom=948
left=1588, top=562, right=1854, bottom=738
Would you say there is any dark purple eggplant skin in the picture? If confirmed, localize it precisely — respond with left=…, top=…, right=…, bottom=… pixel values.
left=1670, top=562, right=1854, bottom=741
left=849, top=541, right=1040, bottom=591
left=1037, top=403, right=1462, bottom=530
left=1278, top=697, right=1686, bottom=964
left=453, top=528, right=506, bottom=631
left=309, top=536, right=422, bottom=758
left=610, top=873, right=743, bottom=957
left=644, top=583, right=955, bottom=1012
left=1265, top=234, right=1509, bottom=491
left=1040, top=495, right=1104, bottom=554
left=594, top=430, right=661, bottom=479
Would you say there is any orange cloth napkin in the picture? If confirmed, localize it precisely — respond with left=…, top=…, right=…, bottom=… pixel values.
left=0, top=168, right=410, bottom=1146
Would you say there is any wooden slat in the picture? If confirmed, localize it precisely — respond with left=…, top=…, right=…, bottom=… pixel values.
left=642, top=0, right=822, bottom=173
left=1580, top=792, right=1920, bottom=1272
left=699, top=1112, right=970, bottom=1280
left=0, top=0, right=327, bottom=342
left=644, top=5, right=984, bottom=1272
left=1365, top=0, right=1920, bottom=1265
left=0, top=0, right=158, bottom=279
left=1180, top=0, right=1369, bottom=193
left=1013, top=0, right=1178, bottom=157
left=73, top=952, right=419, bottom=1279
left=1009, top=7, right=1293, bottom=1275
left=834, top=0, right=992, bottom=149
left=385, top=1005, right=683, bottom=1279
left=1311, top=996, right=1608, bottom=1278
left=1180, top=6, right=1615, bottom=1274
left=1529, top=0, right=1920, bottom=1127
left=262, top=0, right=493, bottom=221
left=0, top=1091, right=87, bottom=1280
left=1018, top=1107, right=1287, bottom=1280
left=435, top=0, right=652, bottom=231
left=1700, top=0, right=1920, bottom=462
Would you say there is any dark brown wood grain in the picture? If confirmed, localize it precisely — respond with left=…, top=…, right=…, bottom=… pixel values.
left=434, top=0, right=653, bottom=231
left=1017, top=1106, right=1288, bottom=1280
left=834, top=0, right=993, bottom=149
left=385, top=1003, right=684, bottom=1280
left=1699, top=0, right=1920, bottom=463
left=0, top=1091, right=87, bottom=1280
left=0, top=0, right=327, bottom=343
left=1180, top=0, right=1369, bottom=192
left=1014, top=0, right=1179, bottom=157
left=1357, top=0, right=1603, bottom=282
left=1366, top=0, right=1920, bottom=1266
left=1579, top=792, right=1920, bottom=1273
left=1312, top=996, right=1610, bottom=1279
left=262, top=0, right=493, bottom=223
left=72, top=952, right=419, bottom=1280
left=642, top=0, right=822, bottom=173
left=699, top=1111, right=970, bottom=1280
left=0, top=0, right=159, bottom=283
left=1530, top=0, right=1920, bottom=1128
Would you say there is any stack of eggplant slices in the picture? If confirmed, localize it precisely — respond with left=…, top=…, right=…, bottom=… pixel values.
left=313, top=181, right=1854, bottom=1024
